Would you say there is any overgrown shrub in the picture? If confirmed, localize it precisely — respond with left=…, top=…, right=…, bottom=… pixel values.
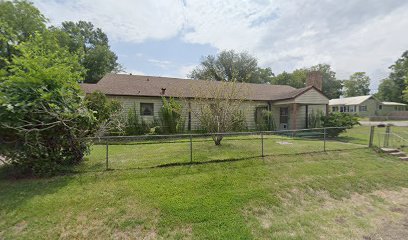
left=159, top=97, right=185, bottom=134
left=0, top=32, right=96, bottom=177
left=85, top=91, right=124, bottom=136
left=124, top=104, right=150, bottom=135
left=308, top=109, right=324, bottom=128
left=255, top=109, right=276, bottom=131
left=321, top=112, right=360, bottom=137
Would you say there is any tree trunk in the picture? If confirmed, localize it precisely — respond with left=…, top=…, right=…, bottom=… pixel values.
left=212, top=135, right=223, bottom=145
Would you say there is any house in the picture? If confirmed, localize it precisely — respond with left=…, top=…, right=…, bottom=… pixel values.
left=80, top=73, right=329, bottom=130
left=329, top=95, right=407, bottom=117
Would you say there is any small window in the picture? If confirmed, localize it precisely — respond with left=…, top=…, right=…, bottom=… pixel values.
left=339, top=106, right=344, bottom=112
left=140, top=103, right=154, bottom=116
left=359, top=105, right=367, bottom=112
left=332, top=106, right=338, bottom=112
left=379, top=105, right=382, bottom=110
left=280, top=107, right=289, bottom=124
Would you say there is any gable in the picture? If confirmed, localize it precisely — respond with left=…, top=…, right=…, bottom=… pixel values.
left=294, top=88, right=329, bottom=104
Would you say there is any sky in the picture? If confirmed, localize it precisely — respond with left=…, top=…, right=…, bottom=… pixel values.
left=32, top=0, right=408, bottom=93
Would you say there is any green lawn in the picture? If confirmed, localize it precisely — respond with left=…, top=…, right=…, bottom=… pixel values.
left=1, top=128, right=408, bottom=239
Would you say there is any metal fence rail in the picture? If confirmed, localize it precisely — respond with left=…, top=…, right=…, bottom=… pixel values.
left=83, top=127, right=366, bottom=171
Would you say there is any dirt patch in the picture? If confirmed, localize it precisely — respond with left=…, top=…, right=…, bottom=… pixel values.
left=244, top=188, right=408, bottom=239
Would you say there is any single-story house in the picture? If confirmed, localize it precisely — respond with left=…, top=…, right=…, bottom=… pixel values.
left=81, top=73, right=329, bottom=130
left=329, top=95, right=407, bottom=117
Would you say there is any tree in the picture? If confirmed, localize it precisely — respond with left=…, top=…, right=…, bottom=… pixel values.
left=60, top=21, right=121, bottom=83
left=189, top=50, right=274, bottom=83
left=0, top=31, right=96, bottom=176
left=270, top=69, right=307, bottom=88
left=309, top=64, right=343, bottom=99
left=378, top=51, right=408, bottom=102
left=343, top=72, right=370, bottom=97
left=190, top=81, right=247, bottom=145
left=0, top=0, right=47, bottom=68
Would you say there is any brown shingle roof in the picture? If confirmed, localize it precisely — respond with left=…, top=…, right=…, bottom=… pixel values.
left=80, top=73, right=321, bottom=101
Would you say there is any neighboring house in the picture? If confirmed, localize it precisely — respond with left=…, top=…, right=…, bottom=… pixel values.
left=81, top=73, right=329, bottom=130
left=329, top=95, right=407, bottom=117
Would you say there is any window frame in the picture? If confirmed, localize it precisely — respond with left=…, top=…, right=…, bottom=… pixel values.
left=279, top=107, right=289, bottom=124
left=140, top=102, right=154, bottom=116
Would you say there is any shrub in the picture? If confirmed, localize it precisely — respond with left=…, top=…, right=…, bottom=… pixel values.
left=321, top=112, right=360, bottom=137
left=159, top=97, right=185, bottom=134
left=0, top=32, right=96, bottom=177
left=85, top=91, right=124, bottom=136
left=124, top=104, right=150, bottom=135
left=308, top=109, right=324, bottom=128
left=255, top=109, right=276, bottom=131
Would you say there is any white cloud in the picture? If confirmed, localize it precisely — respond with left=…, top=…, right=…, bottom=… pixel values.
left=148, top=59, right=173, bottom=69
left=33, top=0, right=408, bottom=90
left=177, top=64, right=197, bottom=78
left=34, top=0, right=185, bottom=42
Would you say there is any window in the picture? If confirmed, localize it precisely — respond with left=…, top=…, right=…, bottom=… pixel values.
left=280, top=107, right=289, bottom=124
left=339, top=106, right=344, bottom=112
left=378, top=105, right=382, bottom=110
left=332, top=106, right=338, bottom=112
left=140, top=103, right=154, bottom=116
left=255, top=106, right=268, bottom=124
left=359, top=105, right=367, bottom=112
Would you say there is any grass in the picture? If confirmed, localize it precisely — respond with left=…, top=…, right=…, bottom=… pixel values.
left=1, top=127, right=408, bottom=239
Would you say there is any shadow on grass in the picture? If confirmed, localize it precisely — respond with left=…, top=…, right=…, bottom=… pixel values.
left=76, top=147, right=369, bottom=173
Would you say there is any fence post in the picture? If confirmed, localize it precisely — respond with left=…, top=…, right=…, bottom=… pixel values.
left=323, top=128, right=327, bottom=152
left=384, top=125, right=391, bottom=147
left=190, top=134, right=193, bottom=162
left=106, top=142, right=109, bottom=170
left=261, top=132, right=264, bottom=157
left=369, top=126, right=375, bottom=148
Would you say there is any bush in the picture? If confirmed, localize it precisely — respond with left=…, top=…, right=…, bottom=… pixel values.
left=308, top=109, right=324, bottom=128
left=321, top=112, right=360, bottom=137
left=0, top=32, right=96, bottom=177
left=255, top=109, right=276, bottom=131
left=159, top=97, right=185, bottom=134
left=124, top=104, right=150, bottom=135
left=85, top=91, right=124, bottom=136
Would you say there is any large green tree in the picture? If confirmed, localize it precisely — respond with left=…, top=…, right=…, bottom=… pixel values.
left=343, top=72, right=370, bottom=97
left=60, top=21, right=121, bottom=83
left=270, top=69, right=307, bottom=89
left=0, top=31, right=96, bottom=176
left=309, top=64, right=342, bottom=99
left=189, top=50, right=274, bottom=83
left=377, top=51, right=408, bottom=102
left=0, top=0, right=46, bottom=68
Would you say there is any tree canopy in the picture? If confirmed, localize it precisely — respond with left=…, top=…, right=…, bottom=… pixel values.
left=189, top=50, right=274, bottom=83
left=377, top=51, right=408, bottom=102
left=59, top=21, right=121, bottom=83
left=0, top=0, right=47, bottom=68
left=343, top=72, right=370, bottom=97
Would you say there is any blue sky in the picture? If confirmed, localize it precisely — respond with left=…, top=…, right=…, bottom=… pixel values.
left=33, top=0, right=408, bottom=92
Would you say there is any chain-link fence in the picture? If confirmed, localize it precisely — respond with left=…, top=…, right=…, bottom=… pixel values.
left=81, top=127, right=369, bottom=171
left=372, top=125, right=408, bottom=150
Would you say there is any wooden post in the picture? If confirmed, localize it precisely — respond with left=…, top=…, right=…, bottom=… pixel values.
left=384, top=125, right=391, bottom=147
left=261, top=132, right=264, bottom=157
left=291, top=103, right=298, bottom=130
left=190, top=134, right=193, bottom=162
left=106, top=142, right=109, bottom=170
left=369, top=126, right=375, bottom=148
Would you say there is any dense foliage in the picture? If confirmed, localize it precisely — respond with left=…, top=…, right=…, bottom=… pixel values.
left=377, top=50, right=408, bottom=103
left=59, top=21, right=121, bottom=83
left=321, top=112, right=360, bottom=137
left=124, top=104, right=150, bottom=135
left=158, top=97, right=185, bottom=134
left=0, top=33, right=96, bottom=176
left=84, top=91, right=123, bottom=136
left=343, top=72, right=370, bottom=97
left=189, top=50, right=274, bottom=84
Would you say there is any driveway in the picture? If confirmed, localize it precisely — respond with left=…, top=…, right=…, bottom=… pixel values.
left=360, top=121, right=408, bottom=127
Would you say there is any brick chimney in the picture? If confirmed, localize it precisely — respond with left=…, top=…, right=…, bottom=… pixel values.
left=306, top=71, right=323, bottom=91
